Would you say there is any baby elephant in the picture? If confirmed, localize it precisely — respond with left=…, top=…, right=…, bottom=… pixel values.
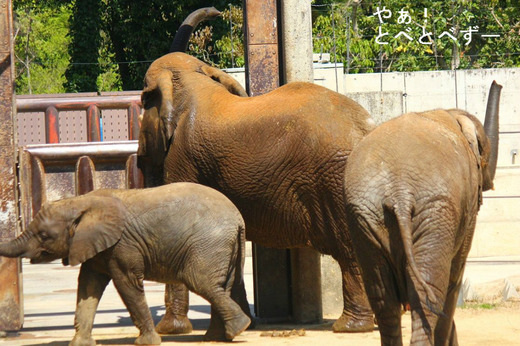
left=0, top=182, right=251, bottom=345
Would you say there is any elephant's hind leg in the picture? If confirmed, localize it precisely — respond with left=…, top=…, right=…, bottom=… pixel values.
left=332, top=257, right=375, bottom=333
left=155, top=283, right=193, bottom=335
left=203, top=291, right=251, bottom=341
left=357, top=254, right=403, bottom=345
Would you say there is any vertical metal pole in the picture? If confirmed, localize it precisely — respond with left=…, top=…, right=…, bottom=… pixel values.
left=127, top=102, right=141, bottom=141
left=280, top=0, right=322, bottom=324
left=229, top=3, right=235, bottom=68
left=87, top=105, right=101, bottom=142
left=0, top=0, right=23, bottom=331
left=243, top=0, right=291, bottom=322
left=346, top=10, right=351, bottom=74
left=243, top=0, right=280, bottom=97
left=331, top=4, right=339, bottom=92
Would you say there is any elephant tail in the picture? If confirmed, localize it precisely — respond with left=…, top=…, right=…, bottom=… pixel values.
left=391, top=202, right=444, bottom=316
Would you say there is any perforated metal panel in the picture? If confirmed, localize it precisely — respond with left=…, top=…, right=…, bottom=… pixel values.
left=59, top=111, right=87, bottom=143
left=16, top=112, right=46, bottom=146
left=102, top=109, right=129, bottom=141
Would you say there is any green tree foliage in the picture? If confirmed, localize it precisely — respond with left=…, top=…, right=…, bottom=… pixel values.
left=188, top=4, right=244, bottom=69
left=312, top=0, right=520, bottom=73
left=64, top=0, right=102, bottom=92
left=12, top=1, right=520, bottom=94
left=13, top=1, right=71, bottom=94
left=104, top=0, right=241, bottom=90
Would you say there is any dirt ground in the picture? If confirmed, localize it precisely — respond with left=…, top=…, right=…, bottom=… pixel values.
left=2, top=303, right=519, bottom=345
left=2, top=260, right=519, bottom=345
left=163, top=302, right=520, bottom=346
left=172, top=303, right=520, bottom=346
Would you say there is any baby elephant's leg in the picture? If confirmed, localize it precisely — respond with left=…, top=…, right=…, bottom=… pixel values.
left=111, top=270, right=161, bottom=345
left=204, top=291, right=251, bottom=341
left=70, top=263, right=111, bottom=346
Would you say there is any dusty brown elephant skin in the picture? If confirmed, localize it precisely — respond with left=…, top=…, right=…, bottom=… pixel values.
left=137, top=49, right=377, bottom=334
left=343, top=82, right=501, bottom=345
left=0, top=183, right=251, bottom=345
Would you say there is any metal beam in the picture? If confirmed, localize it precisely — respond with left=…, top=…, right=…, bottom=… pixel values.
left=243, top=0, right=292, bottom=322
left=243, top=0, right=322, bottom=324
left=280, top=0, right=323, bottom=324
left=0, top=0, right=23, bottom=331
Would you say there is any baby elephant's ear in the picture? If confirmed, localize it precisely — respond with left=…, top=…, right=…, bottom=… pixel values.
left=68, top=196, right=125, bottom=266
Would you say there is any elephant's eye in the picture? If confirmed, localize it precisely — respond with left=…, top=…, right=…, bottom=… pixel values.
left=38, top=231, right=49, bottom=241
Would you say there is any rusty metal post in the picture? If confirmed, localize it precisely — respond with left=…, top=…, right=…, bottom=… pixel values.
left=0, top=0, right=23, bottom=331
left=125, top=154, right=143, bottom=189
left=243, top=1, right=280, bottom=96
left=87, top=105, right=101, bottom=142
left=243, top=0, right=292, bottom=322
left=281, top=0, right=323, bottom=324
left=75, top=156, right=96, bottom=195
left=127, top=102, right=141, bottom=140
left=45, top=106, right=59, bottom=143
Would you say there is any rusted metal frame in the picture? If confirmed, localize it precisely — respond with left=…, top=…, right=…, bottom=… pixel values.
left=0, top=0, right=23, bottom=331
left=44, top=106, right=59, bottom=143
left=127, top=102, right=141, bottom=140
left=243, top=0, right=294, bottom=321
left=19, top=150, right=46, bottom=227
left=87, top=105, right=101, bottom=142
left=125, top=154, right=144, bottom=189
left=18, top=94, right=141, bottom=143
left=76, top=156, right=96, bottom=195
left=23, top=141, right=138, bottom=166
left=16, top=95, right=141, bottom=112
left=243, top=0, right=280, bottom=97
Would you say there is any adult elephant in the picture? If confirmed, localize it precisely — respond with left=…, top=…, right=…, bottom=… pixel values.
left=137, top=7, right=376, bottom=334
left=343, top=82, right=501, bottom=344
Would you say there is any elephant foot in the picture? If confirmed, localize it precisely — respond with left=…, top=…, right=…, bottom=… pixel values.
left=135, top=330, right=161, bottom=345
left=225, top=313, right=251, bottom=340
left=332, top=313, right=374, bottom=333
left=69, top=335, right=96, bottom=346
left=155, top=313, right=193, bottom=335
left=204, top=314, right=250, bottom=341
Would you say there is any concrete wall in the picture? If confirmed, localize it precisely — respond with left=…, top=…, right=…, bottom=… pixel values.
left=342, top=68, right=520, bottom=258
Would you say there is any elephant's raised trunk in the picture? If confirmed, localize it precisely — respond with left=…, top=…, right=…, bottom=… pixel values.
left=483, top=80, right=502, bottom=185
left=169, top=7, right=221, bottom=53
left=0, top=230, right=34, bottom=258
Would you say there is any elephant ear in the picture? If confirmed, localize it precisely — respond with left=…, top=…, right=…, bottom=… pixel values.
left=199, top=65, right=248, bottom=97
left=455, top=114, right=481, bottom=162
left=68, top=196, right=125, bottom=266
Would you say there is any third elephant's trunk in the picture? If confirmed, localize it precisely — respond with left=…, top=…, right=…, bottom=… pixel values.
left=483, top=80, right=502, bottom=184
left=169, top=7, right=221, bottom=53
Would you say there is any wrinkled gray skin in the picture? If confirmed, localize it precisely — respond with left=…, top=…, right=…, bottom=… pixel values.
left=138, top=7, right=377, bottom=335
left=0, top=183, right=251, bottom=345
left=343, top=84, right=501, bottom=345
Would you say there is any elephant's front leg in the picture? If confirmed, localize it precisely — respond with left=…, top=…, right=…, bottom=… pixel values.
left=70, top=262, right=111, bottom=346
left=155, top=282, right=193, bottom=334
left=332, top=261, right=374, bottom=333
